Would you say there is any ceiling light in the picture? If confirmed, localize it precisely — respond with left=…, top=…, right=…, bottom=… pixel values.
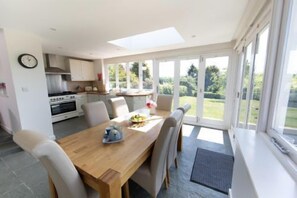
left=108, top=27, right=184, bottom=50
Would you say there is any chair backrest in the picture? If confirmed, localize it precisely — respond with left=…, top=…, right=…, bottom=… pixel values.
left=177, top=103, right=191, bottom=114
left=108, top=97, right=129, bottom=118
left=156, top=94, right=173, bottom=111
left=82, top=101, right=110, bottom=127
left=167, top=109, right=184, bottom=169
left=13, top=130, right=87, bottom=198
left=150, top=109, right=183, bottom=194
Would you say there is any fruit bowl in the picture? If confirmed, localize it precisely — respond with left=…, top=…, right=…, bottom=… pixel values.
left=129, top=114, right=147, bottom=123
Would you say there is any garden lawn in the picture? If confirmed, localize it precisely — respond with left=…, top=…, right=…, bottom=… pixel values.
left=179, top=96, right=297, bottom=128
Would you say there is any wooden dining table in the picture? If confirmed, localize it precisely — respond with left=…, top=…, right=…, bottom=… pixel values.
left=53, top=109, right=183, bottom=198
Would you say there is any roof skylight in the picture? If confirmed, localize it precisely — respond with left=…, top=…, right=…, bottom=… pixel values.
left=108, top=27, right=184, bottom=50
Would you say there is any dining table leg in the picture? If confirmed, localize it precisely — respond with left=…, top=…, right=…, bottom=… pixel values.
left=177, top=126, right=183, bottom=151
left=98, top=169, right=122, bottom=198
left=123, top=181, right=130, bottom=198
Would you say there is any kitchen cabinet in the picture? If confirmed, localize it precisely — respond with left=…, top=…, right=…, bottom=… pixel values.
left=68, top=59, right=95, bottom=81
left=76, top=93, right=87, bottom=116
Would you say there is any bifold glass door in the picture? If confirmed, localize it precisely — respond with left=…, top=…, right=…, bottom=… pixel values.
left=201, top=56, right=229, bottom=123
left=237, top=27, right=270, bottom=129
left=157, top=55, right=230, bottom=128
left=179, top=59, right=199, bottom=122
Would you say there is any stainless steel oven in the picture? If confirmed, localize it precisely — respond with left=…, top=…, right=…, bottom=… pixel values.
left=49, top=94, right=78, bottom=123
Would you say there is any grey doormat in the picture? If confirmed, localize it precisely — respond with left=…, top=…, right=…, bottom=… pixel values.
left=190, top=148, right=234, bottom=194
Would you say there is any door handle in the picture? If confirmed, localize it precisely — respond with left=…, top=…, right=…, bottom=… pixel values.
left=199, top=88, right=203, bottom=93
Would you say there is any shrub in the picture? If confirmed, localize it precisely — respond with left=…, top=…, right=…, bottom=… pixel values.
left=179, top=86, right=187, bottom=96
left=159, top=83, right=173, bottom=95
left=204, top=92, right=225, bottom=99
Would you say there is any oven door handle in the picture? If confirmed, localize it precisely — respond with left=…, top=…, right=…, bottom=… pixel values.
left=51, top=105, right=60, bottom=108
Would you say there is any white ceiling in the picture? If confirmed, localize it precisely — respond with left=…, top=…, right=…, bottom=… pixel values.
left=0, top=0, right=249, bottom=59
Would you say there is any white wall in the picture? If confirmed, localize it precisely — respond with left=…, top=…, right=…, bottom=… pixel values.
left=0, top=29, right=21, bottom=132
left=0, top=28, right=54, bottom=139
left=93, top=59, right=104, bottom=82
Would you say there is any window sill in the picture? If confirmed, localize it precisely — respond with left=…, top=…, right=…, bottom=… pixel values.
left=232, top=129, right=297, bottom=198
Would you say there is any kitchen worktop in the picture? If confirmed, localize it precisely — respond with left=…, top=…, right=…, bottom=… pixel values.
left=83, top=91, right=153, bottom=97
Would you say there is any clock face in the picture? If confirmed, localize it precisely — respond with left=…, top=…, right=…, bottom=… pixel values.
left=18, top=54, right=38, bottom=69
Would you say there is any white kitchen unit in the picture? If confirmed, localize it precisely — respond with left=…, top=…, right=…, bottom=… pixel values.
left=68, top=59, right=95, bottom=81
left=76, top=93, right=87, bottom=116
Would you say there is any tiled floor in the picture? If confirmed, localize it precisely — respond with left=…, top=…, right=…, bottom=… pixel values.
left=0, top=116, right=233, bottom=198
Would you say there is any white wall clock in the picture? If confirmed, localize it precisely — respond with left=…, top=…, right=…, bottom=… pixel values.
left=18, top=53, right=38, bottom=69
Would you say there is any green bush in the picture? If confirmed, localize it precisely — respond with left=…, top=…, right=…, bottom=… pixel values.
left=159, top=83, right=173, bottom=95
left=179, top=86, right=187, bottom=96
left=204, top=92, right=225, bottom=99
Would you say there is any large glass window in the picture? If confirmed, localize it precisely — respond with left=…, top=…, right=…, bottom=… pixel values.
left=143, top=60, right=153, bottom=90
left=179, top=59, right=199, bottom=117
left=108, top=64, right=116, bottom=89
left=118, top=63, right=127, bottom=89
left=159, top=61, right=175, bottom=95
left=237, top=26, right=270, bottom=129
left=107, top=61, right=153, bottom=91
left=129, top=62, right=139, bottom=89
left=203, top=57, right=229, bottom=121
left=272, top=1, right=297, bottom=146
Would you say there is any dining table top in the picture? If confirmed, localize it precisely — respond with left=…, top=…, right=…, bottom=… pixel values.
left=57, top=109, right=171, bottom=198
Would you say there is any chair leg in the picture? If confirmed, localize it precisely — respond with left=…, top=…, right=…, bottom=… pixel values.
left=123, top=181, right=130, bottom=198
left=166, top=168, right=170, bottom=184
left=174, top=158, right=178, bottom=168
left=164, top=175, right=169, bottom=189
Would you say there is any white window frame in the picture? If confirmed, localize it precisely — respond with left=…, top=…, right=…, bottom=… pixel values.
left=265, top=0, right=297, bottom=165
left=105, top=60, right=154, bottom=91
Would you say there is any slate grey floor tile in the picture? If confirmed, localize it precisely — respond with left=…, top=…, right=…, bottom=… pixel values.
left=14, top=162, right=47, bottom=187
left=0, top=171, right=22, bottom=195
left=3, top=152, right=37, bottom=172
left=0, top=117, right=232, bottom=198
left=1, top=184, right=33, bottom=198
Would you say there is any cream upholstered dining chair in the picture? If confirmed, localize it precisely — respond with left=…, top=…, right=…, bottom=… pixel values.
left=166, top=104, right=191, bottom=183
left=178, top=103, right=191, bottom=115
left=13, top=130, right=99, bottom=198
left=130, top=109, right=184, bottom=198
left=108, top=97, right=129, bottom=118
left=156, top=94, right=173, bottom=111
left=82, top=101, right=110, bottom=127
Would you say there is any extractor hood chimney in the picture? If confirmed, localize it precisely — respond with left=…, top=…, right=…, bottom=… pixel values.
left=45, top=54, right=70, bottom=75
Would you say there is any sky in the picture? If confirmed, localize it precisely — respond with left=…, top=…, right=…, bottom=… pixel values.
left=159, top=57, right=229, bottom=78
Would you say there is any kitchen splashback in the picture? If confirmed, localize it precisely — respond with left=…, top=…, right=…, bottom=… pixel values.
left=46, top=75, right=67, bottom=94
left=66, top=81, right=92, bottom=92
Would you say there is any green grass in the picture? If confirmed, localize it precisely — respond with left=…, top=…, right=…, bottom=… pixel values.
left=179, top=96, right=297, bottom=128
left=179, top=96, right=224, bottom=120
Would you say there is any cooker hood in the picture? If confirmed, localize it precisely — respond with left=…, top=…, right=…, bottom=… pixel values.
left=45, top=54, right=70, bottom=75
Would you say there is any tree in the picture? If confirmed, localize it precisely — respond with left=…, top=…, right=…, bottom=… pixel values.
left=130, top=62, right=151, bottom=81
left=187, top=64, right=198, bottom=86
left=205, top=65, right=219, bottom=92
left=187, top=64, right=198, bottom=78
